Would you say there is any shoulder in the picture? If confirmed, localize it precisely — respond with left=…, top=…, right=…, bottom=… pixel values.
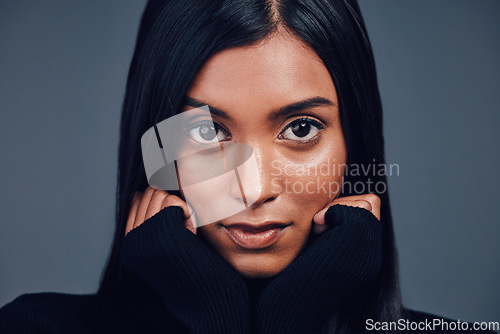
left=402, top=307, right=497, bottom=333
left=0, top=292, right=98, bottom=333
left=0, top=290, right=189, bottom=334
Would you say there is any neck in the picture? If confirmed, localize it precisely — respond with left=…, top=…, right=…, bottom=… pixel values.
left=243, top=276, right=274, bottom=334
left=244, top=276, right=274, bottom=303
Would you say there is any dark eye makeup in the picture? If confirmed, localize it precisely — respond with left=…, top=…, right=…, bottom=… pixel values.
left=185, top=115, right=327, bottom=148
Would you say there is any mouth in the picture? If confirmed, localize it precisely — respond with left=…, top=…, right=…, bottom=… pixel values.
left=221, top=222, right=291, bottom=249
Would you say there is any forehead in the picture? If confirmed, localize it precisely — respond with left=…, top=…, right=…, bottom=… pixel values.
left=187, top=32, right=337, bottom=112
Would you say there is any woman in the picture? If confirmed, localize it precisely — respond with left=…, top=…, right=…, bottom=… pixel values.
left=0, top=0, right=495, bottom=333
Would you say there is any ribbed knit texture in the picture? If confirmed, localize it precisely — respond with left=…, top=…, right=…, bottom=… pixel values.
left=256, top=204, right=382, bottom=333
left=2, top=205, right=495, bottom=333
left=120, top=206, right=250, bottom=334
left=0, top=293, right=95, bottom=333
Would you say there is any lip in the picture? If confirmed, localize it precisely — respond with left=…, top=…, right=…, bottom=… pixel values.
left=222, top=222, right=291, bottom=249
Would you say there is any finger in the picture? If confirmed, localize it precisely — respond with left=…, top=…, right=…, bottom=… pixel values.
left=313, top=223, right=329, bottom=234
left=134, top=186, right=157, bottom=229
left=331, top=194, right=380, bottom=221
left=185, top=200, right=198, bottom=233
left=312, top=200, right=339, bottom=226
left=125, top=192, right=142, bottom=236
left=161, top=195, right=198, bottom=235
left=145, top=189, right=170, bottom=221
left=360, top=193, right=381, bottom=221
left=334, top=199, right=373, bottom=212
left=312, top=199, right=368, bottom=225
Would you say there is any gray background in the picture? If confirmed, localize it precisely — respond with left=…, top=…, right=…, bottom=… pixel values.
left=1, top=0, right=498, bottom=323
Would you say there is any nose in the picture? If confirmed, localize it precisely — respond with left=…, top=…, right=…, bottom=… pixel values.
left=229, top=143, right=280, bottom=208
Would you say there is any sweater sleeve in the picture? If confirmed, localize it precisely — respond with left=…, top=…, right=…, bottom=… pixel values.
left=256, top=204, right=382, bottom=334
left=119, top=206, right=250, bottom=334
left=0, top=293, right=94, bottom=334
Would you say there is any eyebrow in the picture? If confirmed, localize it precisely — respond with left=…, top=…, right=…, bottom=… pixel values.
left=183, top=96, right=335, bottom=121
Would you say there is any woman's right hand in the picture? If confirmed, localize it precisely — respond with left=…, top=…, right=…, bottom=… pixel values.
left=125, top=186, right=197, bottom=236
left=120, top=186, right=250, bottom=334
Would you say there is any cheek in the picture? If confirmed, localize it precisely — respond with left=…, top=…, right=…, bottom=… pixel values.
left=273, top=140, right=346, bottom=219
left=183, top=129, right=346, bottom=277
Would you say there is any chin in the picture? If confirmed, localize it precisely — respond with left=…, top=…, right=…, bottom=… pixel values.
left=226, top=252, right=293, bottom=278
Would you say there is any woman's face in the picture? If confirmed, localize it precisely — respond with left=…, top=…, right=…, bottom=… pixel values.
left=181, top=32, right=346, bottom=278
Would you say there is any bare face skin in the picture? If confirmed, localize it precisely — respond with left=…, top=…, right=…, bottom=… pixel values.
left=181, top=31, right=346, bottom=278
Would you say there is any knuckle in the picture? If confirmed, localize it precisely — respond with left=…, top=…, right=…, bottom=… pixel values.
left=162, top=194, right=183, bottom=207
left=364, top=193, right=381, bottom=207
left=151, top=189, right=167, bottom=199
left=356, top=199, right=372, bottom=211
left=149, top=187, right=170, bottom=197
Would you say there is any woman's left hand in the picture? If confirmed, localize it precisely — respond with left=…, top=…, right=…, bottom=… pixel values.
left=312, top=193, right=381, bottom=234
left=255, top=195, right=382, bottom=334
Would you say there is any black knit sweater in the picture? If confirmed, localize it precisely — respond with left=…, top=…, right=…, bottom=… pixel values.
left=0, top=206, right=496, bottom=333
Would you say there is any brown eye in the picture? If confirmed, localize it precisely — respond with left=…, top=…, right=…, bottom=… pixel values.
left=280, top=117, right=324, bottom=142
left=291, top=121, right=311, bottom=138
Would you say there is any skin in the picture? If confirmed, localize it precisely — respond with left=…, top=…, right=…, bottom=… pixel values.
left=125, top=31, right=381, bottom=278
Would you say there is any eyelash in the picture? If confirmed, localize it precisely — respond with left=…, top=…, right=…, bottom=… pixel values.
left=185, top=121, right=232, bottom=148
left=186, top=116, right=326, bottom=147
left=278, top=116, right=326, bottom=146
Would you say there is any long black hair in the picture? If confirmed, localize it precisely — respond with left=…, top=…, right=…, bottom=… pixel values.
left=98, top=0, right=404, bottom=332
